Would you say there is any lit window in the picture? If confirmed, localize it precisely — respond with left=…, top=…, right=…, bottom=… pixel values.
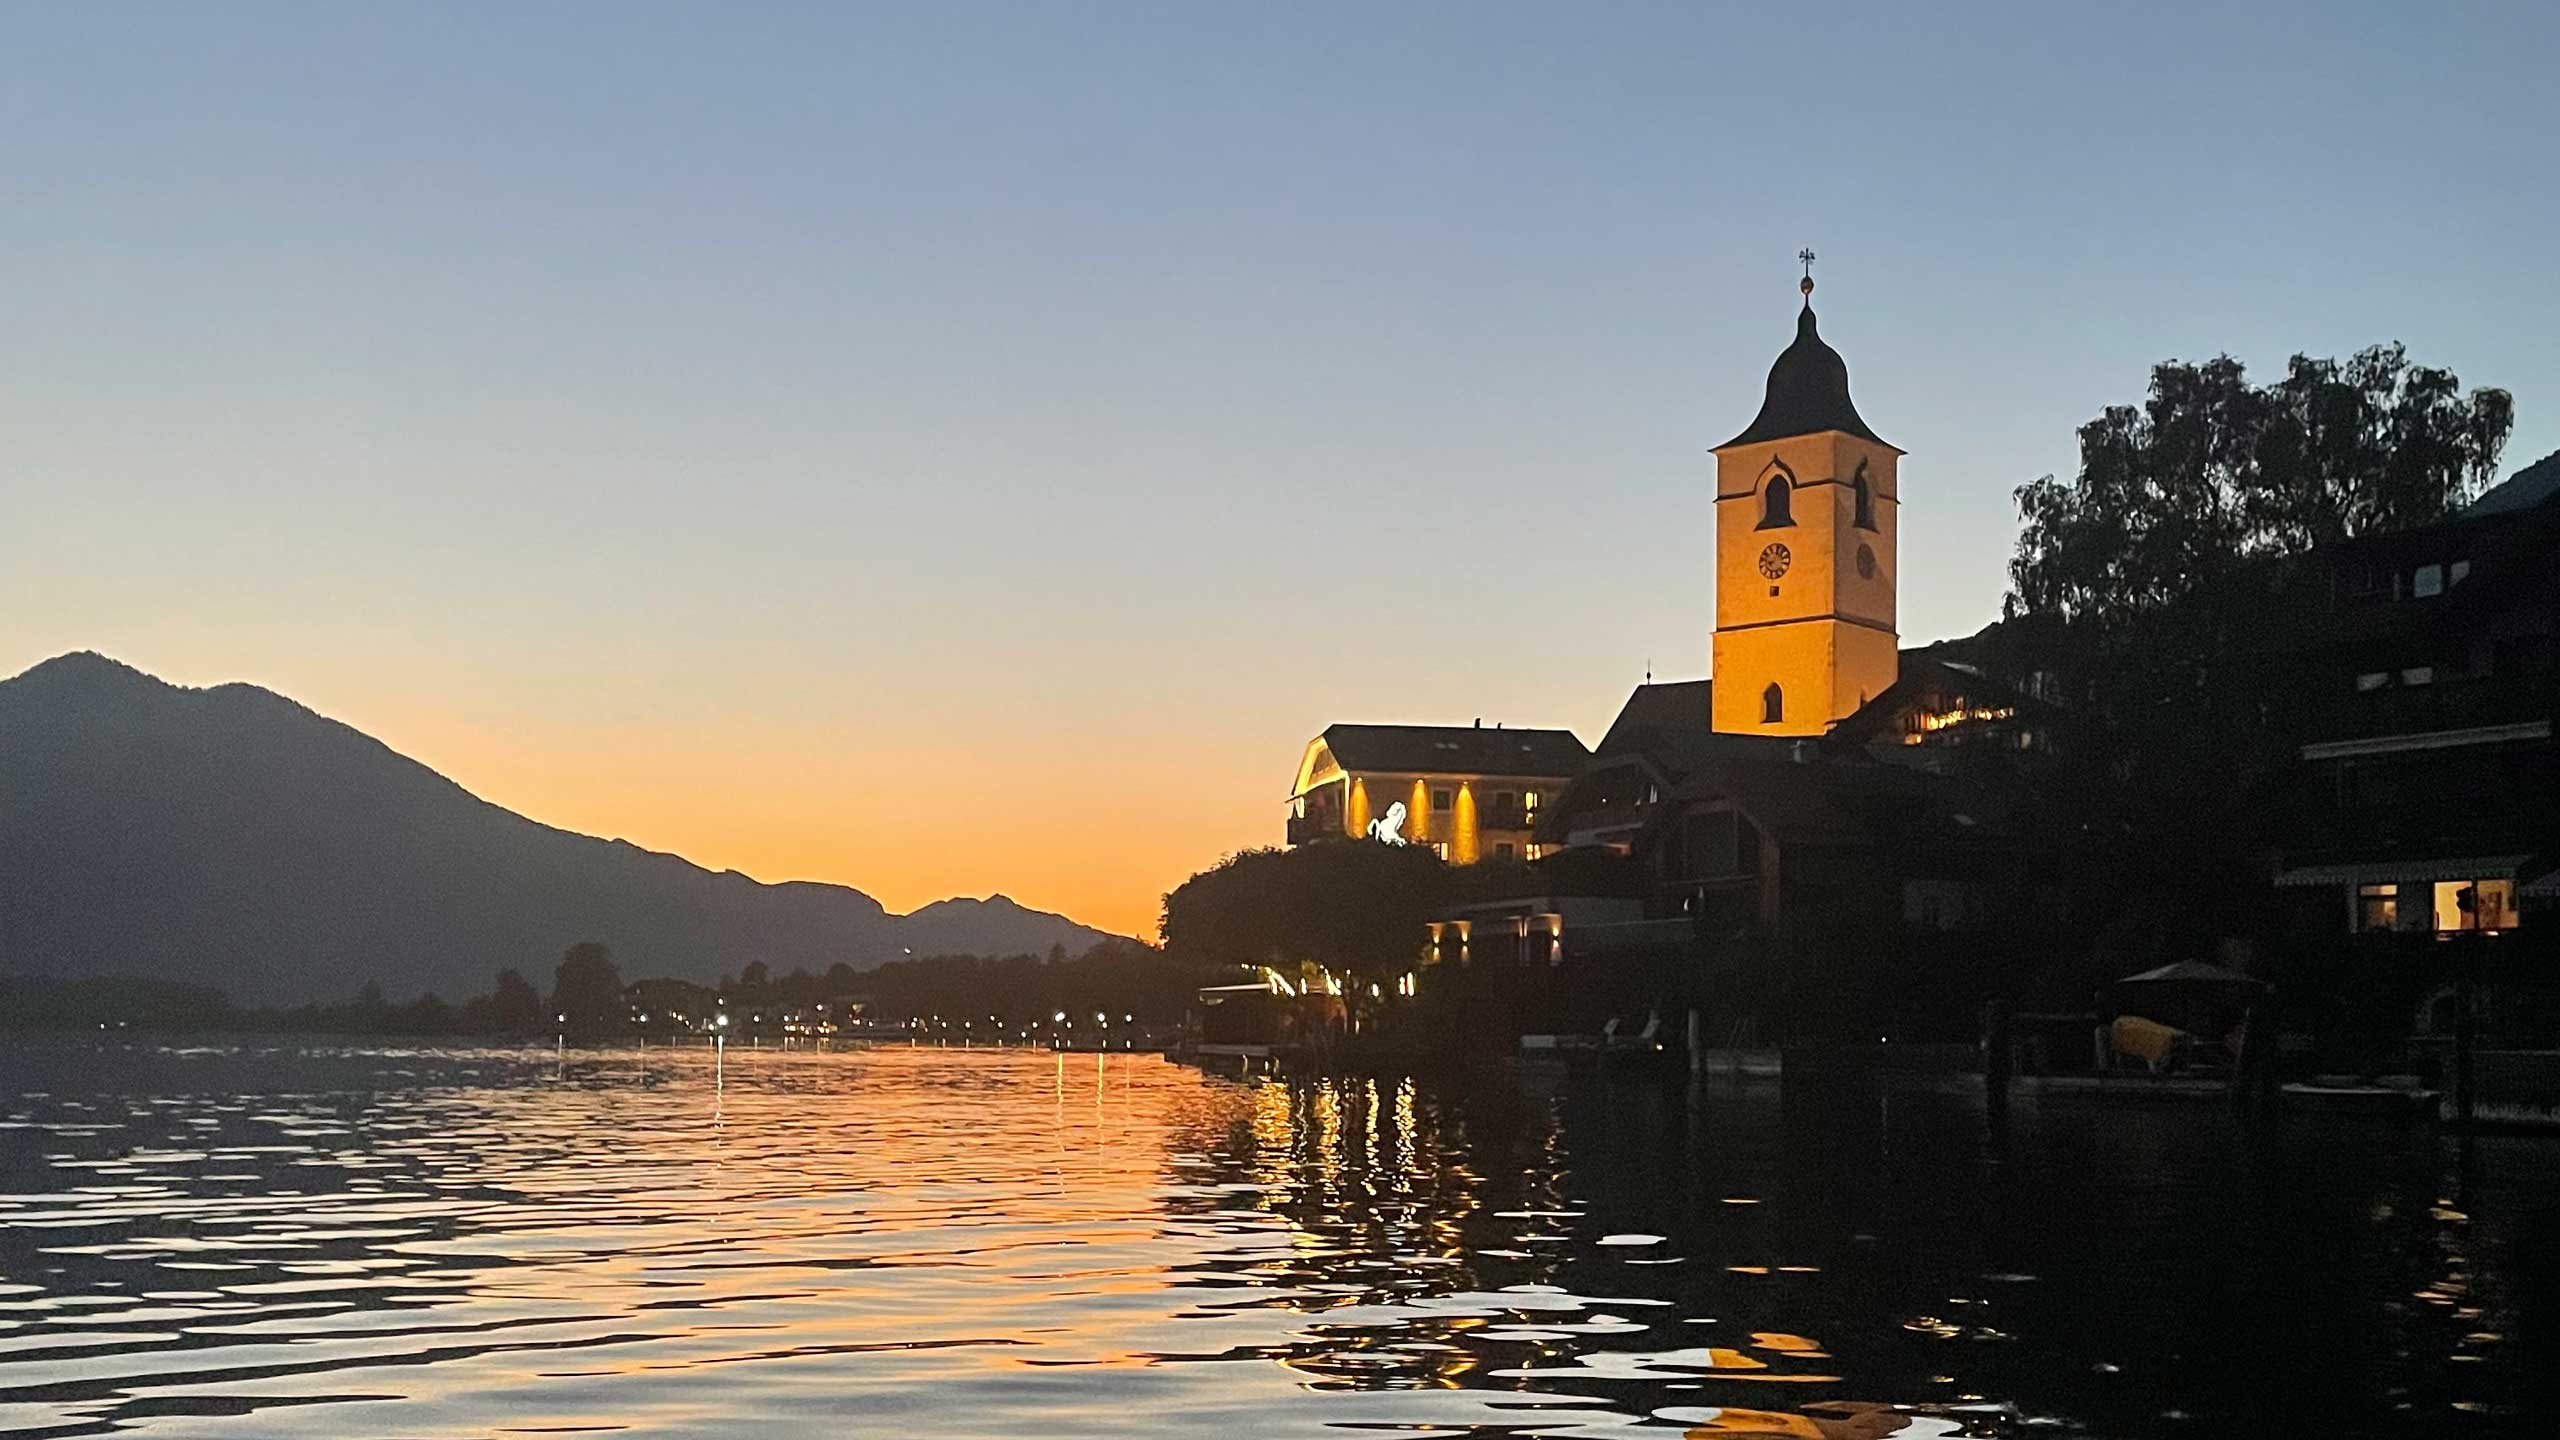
left=1523, top=790, right=1540, bottom=814
left=1525, top=843, right=1546, bottom=861
left=2434, top=879, right=2517, bottom=932
left=1429, top=842, right=1450, bottom=860
left=2450, top=559, right=2470, bottom=585
left=2401, top=666, right=2434, bottom=686
left=2413, top=564, right=2443, bottom=598
left=2355, top=672, right=2390, bottom=692
left=1762, top=683, right=1784, bottom=724
left=2356, top=884, right=2398, bottom=932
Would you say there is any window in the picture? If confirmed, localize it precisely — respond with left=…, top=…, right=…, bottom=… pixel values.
left=1852, top=462, right=1875, bottom=530
left=2434, top=879, right=2517, bottom=932
left=1523, top=790, right=1540, bottom=814
left=1759, top=474, right=1794, bottom=529
left=1428, top=842, right=1450, bottom=860
left=1431, top=788, right=1454, bottom=812
left=2450, top=559, right=2470, bottom=585
left=2356, top=884, right=2398, bottom=932
left=2355, top=672, right=2390, bottom=693
left=1494, top=842, right=1515, bottom=860
left=1761, top=683, right=1784, bottom=724
left=2401, top=666, right=2434, bottom=687
left=1524, top=843, right=1546, bottom=861
left=2413, top=564, right=2444, bottom=598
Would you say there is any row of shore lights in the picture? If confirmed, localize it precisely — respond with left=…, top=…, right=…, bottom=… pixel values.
left=908, top=1012, right=1134, bottom=1034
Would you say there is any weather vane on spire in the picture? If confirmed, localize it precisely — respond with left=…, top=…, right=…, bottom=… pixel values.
left=1798, top=248, right=1816, bottom=302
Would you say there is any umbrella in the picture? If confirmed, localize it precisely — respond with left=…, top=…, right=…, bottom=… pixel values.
left=2111, top=960, right=2268, bottom=1035
left=2115, top=960, right=2269, bottom=991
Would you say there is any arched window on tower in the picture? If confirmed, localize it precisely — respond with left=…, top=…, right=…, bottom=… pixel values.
left=1853, top=463, right=1875, bottom=530
left=1759, top=475, right=1794, bottom=529
left=1761, top=683, right=1784, bottom=725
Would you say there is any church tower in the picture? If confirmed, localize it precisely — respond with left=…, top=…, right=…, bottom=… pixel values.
left=1709, top=264, right=1900, bottom=735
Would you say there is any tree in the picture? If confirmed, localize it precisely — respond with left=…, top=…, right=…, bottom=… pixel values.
left=1160, top=842, right=1451, bottom=991
left=738, top=960, right=770, bottom=996
left=550, top=942, right=624, bottom=1030
left=1991, top=342, right=2512, bottom=970
left=487, top=969, right=543, bottom=1031
left=2008, top=344, right=2510, bottom=629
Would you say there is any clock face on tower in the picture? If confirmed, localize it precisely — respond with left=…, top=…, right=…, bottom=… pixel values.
left=1757, top=542, right=1791, bottom=579
left=1856, top=543, right=1877, bottom=580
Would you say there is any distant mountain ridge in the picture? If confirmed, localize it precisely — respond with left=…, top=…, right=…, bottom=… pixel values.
left=0, top=652, right=1119, bottom=1003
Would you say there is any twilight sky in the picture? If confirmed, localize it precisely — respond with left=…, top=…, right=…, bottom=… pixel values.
left=6, top=3, right=2556, bottom=938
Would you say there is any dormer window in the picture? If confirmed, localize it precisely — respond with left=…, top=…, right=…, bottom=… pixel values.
left=1759, top=474, right=1794, bottom=529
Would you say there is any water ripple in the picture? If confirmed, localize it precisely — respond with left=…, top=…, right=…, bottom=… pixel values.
left=0, top=1041, right=2537, bottom=1437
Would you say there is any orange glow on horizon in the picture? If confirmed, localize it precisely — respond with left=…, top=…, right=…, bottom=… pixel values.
left=369, top=706, right=1240, bottom=940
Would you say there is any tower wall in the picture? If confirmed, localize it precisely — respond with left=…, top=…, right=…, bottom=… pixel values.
left=1710, top=430, right=1900, bottom=733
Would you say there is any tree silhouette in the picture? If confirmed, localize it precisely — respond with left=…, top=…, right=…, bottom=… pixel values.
left=2008, top=344, right=2510, bottom=628
left=550, top=942, right=623, bottom=1031
left=1161, top=842, right=1450, bottom=990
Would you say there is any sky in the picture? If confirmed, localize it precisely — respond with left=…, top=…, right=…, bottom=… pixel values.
left=6, top=3, right=2556, bottom=939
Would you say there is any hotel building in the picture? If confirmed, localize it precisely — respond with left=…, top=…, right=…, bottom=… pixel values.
left=1286, top=722, right=1591, bottom=863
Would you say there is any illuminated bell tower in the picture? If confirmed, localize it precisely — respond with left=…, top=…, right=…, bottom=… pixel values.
left=1709, top=257, right=1900, bottom=735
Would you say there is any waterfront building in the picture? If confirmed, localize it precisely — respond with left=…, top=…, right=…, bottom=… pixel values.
left=1285, top=722, right=1590, bottom=862
left=1445, top=278, right=2063, bottom=1040
left=2271, top=449, right=2560, bottom=942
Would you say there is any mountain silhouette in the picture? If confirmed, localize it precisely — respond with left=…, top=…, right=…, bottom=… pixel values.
left=0, top=653, right=1118, bottom=1004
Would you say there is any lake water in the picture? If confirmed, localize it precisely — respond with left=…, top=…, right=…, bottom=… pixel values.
left=0, top=1040, right=2546, bottom=1437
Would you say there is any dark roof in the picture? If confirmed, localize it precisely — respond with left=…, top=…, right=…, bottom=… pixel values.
left=1718, top=304, right=1893, bottom=451
left=1596, top=679, right=1712, bottom=757
left=2464, top=448, right=2560, bottom=517
left=1319, top=723, right=1590, bottom=779
left=1826, top=649, right=2065, bottom=749
left=1592, top=677, right=1808, bottom=775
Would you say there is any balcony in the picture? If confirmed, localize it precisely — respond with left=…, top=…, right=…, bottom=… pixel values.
left=1287, top=812, right=1344, bottom=846
left=2304, top=673, right=2556, bottom=751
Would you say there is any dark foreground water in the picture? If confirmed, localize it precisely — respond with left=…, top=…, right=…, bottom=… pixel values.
left=0, top=1041, right=2549, bottom=1438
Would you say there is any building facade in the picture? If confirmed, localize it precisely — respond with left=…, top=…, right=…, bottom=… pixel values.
left=2272, top=450, right=2560, bottom=941
left=1286, top=722, right=1591, bottom=863
left=1710, top=286, right=1903, bottom=735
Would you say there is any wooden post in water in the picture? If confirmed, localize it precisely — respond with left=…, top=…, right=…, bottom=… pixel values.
left=1982, top=996, right=2012, bottom=1126
left=2454, top=938, right=2478, bottom=1132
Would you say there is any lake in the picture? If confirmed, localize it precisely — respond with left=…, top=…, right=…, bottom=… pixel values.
left=0, top=1040, right=2546, bottom=1437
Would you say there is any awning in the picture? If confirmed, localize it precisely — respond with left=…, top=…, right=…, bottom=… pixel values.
left=2273, top=855, right=2536, bottom=888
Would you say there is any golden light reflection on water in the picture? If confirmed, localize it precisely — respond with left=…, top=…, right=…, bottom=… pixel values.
left=0, top=1042, right=2537, bottom=1438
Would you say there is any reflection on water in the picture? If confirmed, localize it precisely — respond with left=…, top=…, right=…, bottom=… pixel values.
left=0, top=1041, right=2546, bottom=1437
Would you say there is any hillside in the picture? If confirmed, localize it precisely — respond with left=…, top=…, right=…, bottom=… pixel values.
left=0, top=653, right=1117, bottom=1003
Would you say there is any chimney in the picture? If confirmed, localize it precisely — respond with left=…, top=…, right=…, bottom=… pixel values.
left=1473, top=718, right=1482, bottom=728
